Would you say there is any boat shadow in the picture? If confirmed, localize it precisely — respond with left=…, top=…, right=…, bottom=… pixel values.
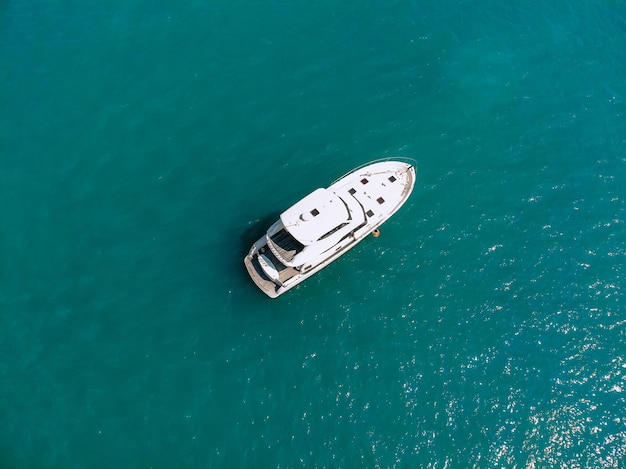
left=219, top=211, right=278, bottom=297
left=238, top=211, right=279, bottom=256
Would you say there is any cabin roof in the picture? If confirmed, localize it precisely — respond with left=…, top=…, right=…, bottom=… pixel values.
left=280, top=188, right=350, bottom=245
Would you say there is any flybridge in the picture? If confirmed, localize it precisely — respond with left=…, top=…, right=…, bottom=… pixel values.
left=280, top=189, right=350, bottom=246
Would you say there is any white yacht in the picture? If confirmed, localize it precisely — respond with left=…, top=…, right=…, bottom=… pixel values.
left=244, top=158, right=416, bottom=298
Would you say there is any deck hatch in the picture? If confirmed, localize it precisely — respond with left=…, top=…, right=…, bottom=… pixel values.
left=388, top=175, right=397, bottom=183
left=361, top=178, right=369, bottom=184
left=348, top=188, right=356, bottom=195
left=377, top=197, right=385, bottom=204
left=310, top=208, right=320, bottom=217
left=366, top=210, right=374, bottom=217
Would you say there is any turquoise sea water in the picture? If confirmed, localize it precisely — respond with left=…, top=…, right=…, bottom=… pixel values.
left=1, top=1, right=625, bottom=467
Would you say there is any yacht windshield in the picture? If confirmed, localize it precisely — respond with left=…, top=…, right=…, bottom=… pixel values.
left=269, top=228, right=304, bottom=262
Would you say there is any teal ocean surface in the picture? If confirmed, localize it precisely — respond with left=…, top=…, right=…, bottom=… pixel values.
left=1, top=1, right=625, bottom=467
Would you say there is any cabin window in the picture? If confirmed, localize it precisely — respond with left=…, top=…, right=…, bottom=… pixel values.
left=318, top=223, right=349, bottom=241
left=388, top=175, right=396, bottom=183
left=377, top=197, right=385, bottom=204
left=338, top=196, right=352, bottom=220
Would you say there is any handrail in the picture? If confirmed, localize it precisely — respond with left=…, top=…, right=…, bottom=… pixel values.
left=331, top=156, right=417, bottom=185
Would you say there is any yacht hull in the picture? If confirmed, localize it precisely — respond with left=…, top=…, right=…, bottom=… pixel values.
left=244, top=159, right=416, bottom=298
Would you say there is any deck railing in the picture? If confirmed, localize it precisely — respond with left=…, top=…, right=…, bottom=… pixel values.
left=330, top=157, right=417, bottom=185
